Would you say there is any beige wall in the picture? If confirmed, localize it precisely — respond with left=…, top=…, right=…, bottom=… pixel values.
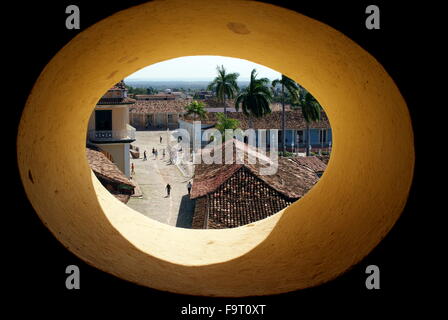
left=87, top=105, right=129, bottom=132
left=129, top=112, right=181, bottom=129
left=99, top=143, right=129, bottom=177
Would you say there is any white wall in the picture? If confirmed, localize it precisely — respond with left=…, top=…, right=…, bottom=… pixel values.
left=99, top=143, right=128, bottom=177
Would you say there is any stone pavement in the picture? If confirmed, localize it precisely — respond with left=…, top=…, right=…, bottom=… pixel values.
left=126, top=130, right=195, bottom=228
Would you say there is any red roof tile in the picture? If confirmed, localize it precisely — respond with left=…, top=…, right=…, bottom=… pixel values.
left=190, top=140, right=322, bottom=199
left=86, top=147, right=135, bottom=188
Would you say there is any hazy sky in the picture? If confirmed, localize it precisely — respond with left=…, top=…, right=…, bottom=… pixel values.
left=125, top=56, right=282, bottom=81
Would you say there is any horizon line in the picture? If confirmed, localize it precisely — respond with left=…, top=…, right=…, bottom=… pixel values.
left=124, top=78, right=277, bottom=82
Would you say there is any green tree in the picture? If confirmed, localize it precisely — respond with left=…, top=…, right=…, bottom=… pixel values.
left=207, top=65, right=240, bottom=115
left=297, top=92, right=322, bottom=156
left=235, top=69, right=273, bottom=129
left=215, top=113, right=240, bottom=141
left=146, top=87, right=157, bottom=94
left=272, top=75, right=300, bottom=153
left=184, top=100, right=208, bottom=121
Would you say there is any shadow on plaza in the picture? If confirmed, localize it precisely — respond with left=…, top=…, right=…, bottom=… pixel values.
left=176, top=194, right=195, bottom=228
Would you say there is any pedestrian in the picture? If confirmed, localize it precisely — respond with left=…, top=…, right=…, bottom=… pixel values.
left=165, top=183, right=171, bottom=197
left=162, top=149, right=166, bottom=158
left=187, top=181, right=192, bottom=195
left=160, top=136, right=163, bottom=144
left=143, top=150, right=147, bottom=161
left=131, top=163, right=135, bottom=175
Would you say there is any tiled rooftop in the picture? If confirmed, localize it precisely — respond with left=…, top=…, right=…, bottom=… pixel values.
left=190, top=139, right=325, bottom=199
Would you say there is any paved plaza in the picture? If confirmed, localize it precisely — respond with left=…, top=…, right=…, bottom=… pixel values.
left=127, top=130, right=194, bottom=228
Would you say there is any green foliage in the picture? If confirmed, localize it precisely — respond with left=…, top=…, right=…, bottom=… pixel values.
left=272, top=90, right=297, bottom=105
left=298, top=92, right=322, bottom=123
left=184, top=100, right=208, bottom=120
left=208, top=65, right=240, bottom=101
left=125, top=85, right=157, bottom=95
left=215, top=113, right=240, bottom=134
left=235, top=69, right=273, bottom=121
left=278, top=151, right=295, bottom=157
left=271, top=75, right=300, bottom=104
left=146, top=86, right=158, bottom=94
left=208, top=65, right=240, bottom=114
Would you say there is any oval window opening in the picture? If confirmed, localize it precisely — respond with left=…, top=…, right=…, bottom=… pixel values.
left=85, top=55, right=332, bottom=229
left=18, top=0, right=414, bottom=296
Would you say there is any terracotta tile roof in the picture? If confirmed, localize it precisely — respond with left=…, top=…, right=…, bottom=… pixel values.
left=191, top=163, right=242, bottom=199
left=190, top=139, right=321, bottom=199
left=129, top=100, right=190, bottom=113
left=203, top=99, right=292, bottom=112
left=128, top=99, right=329, bottom=130
left=291, top=156, right=327, bottom=173
left=202, top=99, right=235, bottom=109
left=86, top=147, right=135, bottom=188
left=114, top=80, right=127, bottom=90
left=317, top=155, right=330, bottom=165
left=250, top=158, right=320, bottom=199
left=135, top=94, right=176, bottom=100
left=206, top=109, right=330, bottom=130
left=97, top=97, right=136, bottom=105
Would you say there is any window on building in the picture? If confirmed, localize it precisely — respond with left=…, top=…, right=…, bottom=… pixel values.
left=278, top=130, right=283, bottom=143
left=95, top=110, right=112, bottom=131
left=297, top=130, right=304, bottom=143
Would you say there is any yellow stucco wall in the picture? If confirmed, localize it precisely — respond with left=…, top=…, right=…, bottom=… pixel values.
left=87, top=106, right=129, bottom=132
left=17, top=0, right=414, bottom=296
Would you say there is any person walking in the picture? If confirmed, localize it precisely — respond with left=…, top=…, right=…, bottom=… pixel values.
left=131, top=163, right=135, bottom=175
left=143, top=150, right=147, bottom=161
left=160, top=136, right=163, bottom=144
left=165, top=183, right=171, bottom=197
left=162, top=149, right=166, bottom=159
left=187, top=181, right=192, bottom=196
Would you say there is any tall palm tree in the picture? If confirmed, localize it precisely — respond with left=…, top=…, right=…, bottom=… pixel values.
left=184, top=100, right=208, bottom=121
left=235, top=69, right=273, bottom=131
left=272, top=75, right=300, bottom=153
left=298, top=92, right=322, bottom=156
left=207, top=65, right=240, bottom=115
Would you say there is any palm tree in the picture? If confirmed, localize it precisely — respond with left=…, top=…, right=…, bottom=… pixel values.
left=298, top=92, right=322, bottom=156
left=208, top=65, right=240, bottom=115
left=235, top=69, right=273, bottom=129
left=184, top=100, right=208, bottom=121
left=215, top=112, right=240, bottom=141
left=272, top=75, right=300, bottom=153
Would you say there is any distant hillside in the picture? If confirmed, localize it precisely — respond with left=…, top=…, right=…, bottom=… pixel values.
left=124, top=79, right=250, bottom=90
